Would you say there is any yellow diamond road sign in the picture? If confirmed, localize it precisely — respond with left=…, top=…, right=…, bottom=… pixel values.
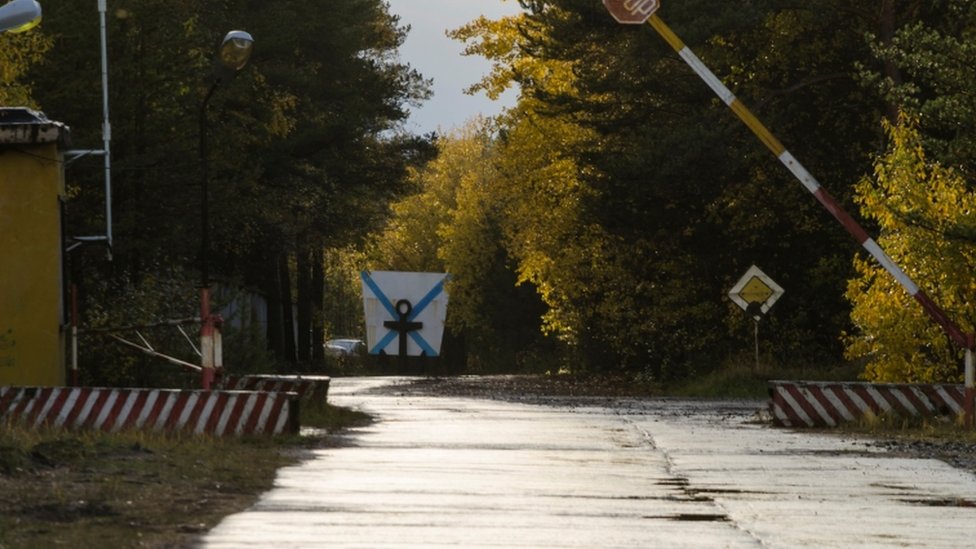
left=729, top=265, right=784, bottom=317
left=740, top=277, right=774, bottom=304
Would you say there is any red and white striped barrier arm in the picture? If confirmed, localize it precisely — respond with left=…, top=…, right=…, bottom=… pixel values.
left=643, top=14, right=968, bottom=349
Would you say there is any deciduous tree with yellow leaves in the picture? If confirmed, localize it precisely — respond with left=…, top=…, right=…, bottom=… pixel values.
left=846, top=117, right=976, bottom=383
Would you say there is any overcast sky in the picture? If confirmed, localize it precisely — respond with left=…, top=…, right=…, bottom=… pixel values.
left=386, top=0, right=522, bottom=135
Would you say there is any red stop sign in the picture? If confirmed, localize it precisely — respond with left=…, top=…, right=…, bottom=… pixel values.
left=603, top=0, right=660, bottom=24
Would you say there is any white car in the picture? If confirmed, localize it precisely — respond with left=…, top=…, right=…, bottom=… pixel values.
left=325, top=338, right=365, bottom=357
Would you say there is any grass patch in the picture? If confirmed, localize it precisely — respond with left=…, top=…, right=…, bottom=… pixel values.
left=0, top=403, right=371, bottom=547
left=300, top=402, right=372, bottom=432
left=666, top=361, right=863, bottom=399
left=832, top=410, right=976, bottom=441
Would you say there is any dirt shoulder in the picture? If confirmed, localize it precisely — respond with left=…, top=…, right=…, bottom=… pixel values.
left=0, top=431, right=312, bottom=548
left=0, top=403, right=369, bottom=548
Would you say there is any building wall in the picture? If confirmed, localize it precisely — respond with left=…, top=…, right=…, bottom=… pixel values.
left=0, top=141, right=65, bottom=386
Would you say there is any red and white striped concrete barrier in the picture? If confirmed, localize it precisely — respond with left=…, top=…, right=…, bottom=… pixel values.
left=0, top=386, right=299, bottom=436
left=220, top=375, right=330, bottom=406
left=769, top=380, right=965, bottom=427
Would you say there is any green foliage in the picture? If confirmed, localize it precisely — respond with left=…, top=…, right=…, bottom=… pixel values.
left=368, top=121, right=550, bottom=372
left=15, top=0, right=432, bottom=375
left=442, top=0, right=976, bottom=380
left=846, top=117, right=976, bottom=383
left=859, top=0, right=976, bottom=175
left=77, top=266, right=201, bottom=387
left=451, top=1, right=870, bottom=376
left=299, top=403, right=372, bottom=432
left=322, top=246, right=368, bottom=340
left=0, top=29, right=51, bottom=106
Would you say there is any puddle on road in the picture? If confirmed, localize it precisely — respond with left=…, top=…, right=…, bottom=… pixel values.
left=656, top=477, right=770, bottom=499
left=870, top=482, right=914, bottom=491
left=643, top=513, right=730, bottom=522
left=900, top=497, right=976, bottom=508
left=687, top=488, right=770, bottom=496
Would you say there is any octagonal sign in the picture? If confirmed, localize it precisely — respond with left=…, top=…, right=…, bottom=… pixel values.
left=603, top=0, right=660, bottom=24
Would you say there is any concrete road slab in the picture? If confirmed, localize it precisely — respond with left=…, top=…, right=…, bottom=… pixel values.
left=203, top=377, right=976, bottom=548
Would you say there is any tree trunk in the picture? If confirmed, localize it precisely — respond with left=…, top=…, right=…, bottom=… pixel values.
left=264, top=251, right=285, bottom=361
left=279, top=252, right=297, bottom=365
left=879, top=0, right=903, bottom=123
left=311, top=247, right=325, bottom=364
left=296, top=242, right=312, bottom=364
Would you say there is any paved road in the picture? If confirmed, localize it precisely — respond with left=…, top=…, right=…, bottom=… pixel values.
left=203, top=377, right=976, bottom=548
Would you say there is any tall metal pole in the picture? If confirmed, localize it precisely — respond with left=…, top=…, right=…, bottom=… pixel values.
left=195, top=30, right=252, bottom=390
left=64, top=0, right=113, bottom=252
left=199, top=82, right=218, bottom=390
left=97, top=0, right=112, bottom=250
left=754, top=319, right=760, bottom=371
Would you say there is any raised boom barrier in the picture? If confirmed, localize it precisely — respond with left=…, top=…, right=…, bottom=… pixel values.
left=601, top=1, right=976, bottom=426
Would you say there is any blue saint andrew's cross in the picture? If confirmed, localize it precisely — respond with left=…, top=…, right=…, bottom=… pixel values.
left=360, top=272, right=447, bottom=357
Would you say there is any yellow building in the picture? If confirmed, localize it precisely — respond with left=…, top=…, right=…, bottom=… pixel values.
left=0, top=108, right=70, bottom=386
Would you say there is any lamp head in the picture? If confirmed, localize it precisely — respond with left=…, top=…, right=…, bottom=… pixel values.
left=0, top=0, right=42, bottom=34
left=217, top=30, right=254, bottom=72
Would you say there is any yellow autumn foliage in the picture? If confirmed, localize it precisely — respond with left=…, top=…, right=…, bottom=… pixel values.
left=845, top=116, right=976, bottom=382
left=0, top=31, right=52, bottom=106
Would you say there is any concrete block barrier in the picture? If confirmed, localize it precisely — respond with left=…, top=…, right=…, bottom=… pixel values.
left=0, top=386, right=299, bottom=436
left=769, top=380, right=965, bottom=427
left=220, top=375, right=330, bottom=407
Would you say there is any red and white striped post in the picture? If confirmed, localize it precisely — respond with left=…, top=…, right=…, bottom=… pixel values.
left=200, top=287, right=216, bottom=390
left=70, top=283, right=80, bottom=387
left=966, top=336, right=975, bottom=427
left=603, top=1, right=976, bottom=426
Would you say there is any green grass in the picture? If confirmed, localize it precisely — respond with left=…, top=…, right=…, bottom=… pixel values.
left=831, top=409, right=976, bottom=439
left=666, top=361, right=864, bottom=399
left=300, top=402, right=372, bottom=432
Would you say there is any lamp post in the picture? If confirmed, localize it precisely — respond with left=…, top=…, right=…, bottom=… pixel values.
left=0, top=0, right=41, bottom=33
left=199, top=30, right=253, bottom=390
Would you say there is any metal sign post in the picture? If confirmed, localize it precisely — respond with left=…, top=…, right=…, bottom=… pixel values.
left=729, top=266, right=784, bottom=370
left=604, top=2, right=976, bottom=425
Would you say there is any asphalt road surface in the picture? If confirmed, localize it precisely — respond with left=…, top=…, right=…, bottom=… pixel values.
left=203, top=377, right=976, bottom=548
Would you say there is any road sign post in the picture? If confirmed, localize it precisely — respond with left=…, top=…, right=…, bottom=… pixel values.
left=729, top=266, right=784, bottom=370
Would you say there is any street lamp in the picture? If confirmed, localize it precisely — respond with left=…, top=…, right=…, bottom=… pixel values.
left=199, top=30, right=253, bottom=390
left=0, top=0, right=41, bottom=33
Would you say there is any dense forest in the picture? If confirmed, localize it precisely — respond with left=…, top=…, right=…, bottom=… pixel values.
left=3, top=0, right=975, bottom=385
